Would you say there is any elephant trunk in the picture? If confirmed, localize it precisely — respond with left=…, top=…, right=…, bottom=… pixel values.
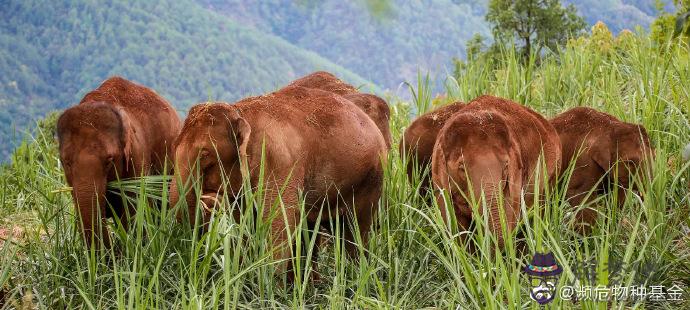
left=170, top=161, right=197, bottom=223
left=169, top=176, right=181, bottom=210
left=470, top=166, right=514, bottom=249
left=72, top=175, right=108, bottom=247
left=481, top=182, right=504, bottom=247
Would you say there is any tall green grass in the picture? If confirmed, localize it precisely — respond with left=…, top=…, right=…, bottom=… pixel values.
left=1, top=31, right=689, bottom=309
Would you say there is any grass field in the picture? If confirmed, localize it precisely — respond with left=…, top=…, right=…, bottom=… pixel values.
left=1, top=30, right=689, bottom=309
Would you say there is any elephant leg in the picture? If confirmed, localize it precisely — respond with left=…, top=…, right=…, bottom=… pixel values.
left=105, top=192, right=134, bottom=232
left=343, top=172, right=382, bottom=259
left=263, top=179, right=301, bottom=282
left=119, top=203, right=136, bottom=233
left=437, top=190, right=451, bottom=226
left=306, top=220, right=326, bottom=283
left=457, top=215, right=477, bottom=254
left=567, top=182, right=601, bottom=234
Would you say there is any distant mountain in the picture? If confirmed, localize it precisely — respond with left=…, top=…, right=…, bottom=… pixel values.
left=0, top=0, right=372, bottom=159
left=198, top=0, right=491, bottom=91
left=563, top=0, right=673, bottom=33
left=199, top=0, right=670, bottom=92
left=0, top=0, right=672, bottom=160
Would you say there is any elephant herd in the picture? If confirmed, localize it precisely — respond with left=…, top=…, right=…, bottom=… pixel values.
left=56, top=72, right=653, bottom=280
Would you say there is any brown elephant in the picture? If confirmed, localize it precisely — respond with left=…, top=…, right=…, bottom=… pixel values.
left=550, top=107, right=653, bottom=231
left=431, top=95, right=561, bottom=247
left=342, top=93, right=391, bottom=148
left=286, top=71, right=357, bottom=95
left=57, top=76, right=181, bottom=246
left=169, top=86, right=386, bottom=280
left=400, top=102, right=466, bottom=193
left=288, top=71, right=392, bottom=148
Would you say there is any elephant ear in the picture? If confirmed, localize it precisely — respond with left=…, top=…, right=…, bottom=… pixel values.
left=590, top=131, right=613, bottom=172
left=504, top=135, right=524, bottom=204
left=431, top=138, right=451, bottom=192
left=226, top=108, right=252, bottom=179
left=115, top=108, right=141, bottom=174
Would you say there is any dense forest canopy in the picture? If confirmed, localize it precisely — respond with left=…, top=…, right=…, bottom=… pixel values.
left=0, top=0, right=372, bottom=159
left=200, top=0, right=670, bottom=89
left=0, top=0, right=672, bottom=160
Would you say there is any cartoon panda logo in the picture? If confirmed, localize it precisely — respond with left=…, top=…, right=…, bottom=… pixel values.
left=524, top=252, right=562, bottom=305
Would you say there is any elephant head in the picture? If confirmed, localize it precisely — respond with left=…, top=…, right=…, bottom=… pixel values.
left=169, top=103, right=250, bottom=226
left=57, top=102, right=140, bottom=246
left=432, top=112, right=523, bottom=247
left=590, top=123, right=654, bottom=198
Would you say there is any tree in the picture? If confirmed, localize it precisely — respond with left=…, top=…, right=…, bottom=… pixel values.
left=650, top=0, right=690, bottom=46
left=671, top=0, right=690, bottom=37
left=486, top=0, right=586, bottom=61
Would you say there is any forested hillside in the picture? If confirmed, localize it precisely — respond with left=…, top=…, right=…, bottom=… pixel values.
left=564, top=0, right=673, bottom=33
left=0, top=0, right=673, bottom=160
left=0, top=0, right=371, bottom=159
left=198, top=0, right=491, bottom=90
left=199, top=0, right=671, bottom=91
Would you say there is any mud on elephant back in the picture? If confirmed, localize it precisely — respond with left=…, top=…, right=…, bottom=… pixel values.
left=287, top=71, right=392, bottom=149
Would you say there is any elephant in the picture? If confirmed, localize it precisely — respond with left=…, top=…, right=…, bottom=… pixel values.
left=169, top=86, right=387, bottom=281
left=431, top=95, right=561, bottom=247
left=400, top=102, right=466, bottom=193
left=57, top=76, right=181, bottom=246
left=286, top=71, right=358, bottom=96
left=341, top=93, right=391, bottom=148
left=550, top=107, right=654, bottom=231
left=288, top=71, right=392, bottom=149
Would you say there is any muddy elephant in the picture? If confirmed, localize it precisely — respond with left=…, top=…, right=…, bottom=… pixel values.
left=342, top=93, right=391, bottom=148
left=400, top=102, right=466, bottom=193
left=550, top=107, right=653, bottom=231
left=57, top=76, right=181, bottom=246
left=288, top=71, right=392, bottom=148
left=431, top=95, right=561, bottom=247
left=169, top=86, right=386, bottom=281
left=287, top=71, right=358, bottom=96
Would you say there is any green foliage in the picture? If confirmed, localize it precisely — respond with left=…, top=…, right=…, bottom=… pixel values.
left=200, top=0, right=667, bottom=91
left=1, top=29, right=690, bottom=308
left=672, top=0, right=690, bottom=37
left=563, top=0, right=667, bottom=34
left=0, top=0, right=672, bottom=160
left=487, top=0, right=587, bottom=61
left=651, top=13, right=678, bottom=45
left=0, top=0, right=373, bottom=160
left=199, top=0, right=491, bottom=90
left=652, top=0, right=690, bottom=43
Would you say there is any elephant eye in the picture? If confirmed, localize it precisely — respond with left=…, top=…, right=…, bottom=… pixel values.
left=104, top=155, right=115, bottom=168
